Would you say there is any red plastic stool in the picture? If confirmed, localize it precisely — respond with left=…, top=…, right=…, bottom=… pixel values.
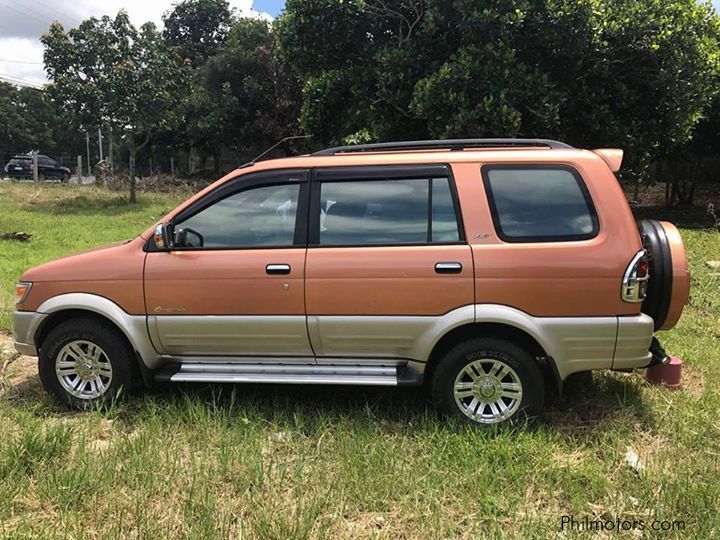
left=644, top=356, right=682, bottom=390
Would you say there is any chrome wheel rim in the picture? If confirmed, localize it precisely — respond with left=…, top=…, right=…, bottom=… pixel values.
left=55, top=340, right=113, bottom=400
left=453, top=359, right=522, bottom=424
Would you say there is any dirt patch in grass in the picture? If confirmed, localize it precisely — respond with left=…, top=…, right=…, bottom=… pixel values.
left=0, top=333, right=39, bottom=399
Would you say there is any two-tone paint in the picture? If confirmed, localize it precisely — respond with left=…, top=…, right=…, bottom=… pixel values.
left=13, top=147, right=689, bottom=385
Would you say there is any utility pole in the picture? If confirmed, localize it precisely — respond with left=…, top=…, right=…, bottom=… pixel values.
left=85, top=131, right=91, bottom=177
left=32, top=150, right=38, bottom=182
left=97, top=127, right=103, bottom=162
left=108, top=126, right=114, bottom=175
left=170, top=156, right=175, bottom=178
left=77, top=155, right=82, bottom=184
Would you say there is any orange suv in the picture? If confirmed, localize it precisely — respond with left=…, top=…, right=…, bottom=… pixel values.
left=13, top=139, right=690, bottom=425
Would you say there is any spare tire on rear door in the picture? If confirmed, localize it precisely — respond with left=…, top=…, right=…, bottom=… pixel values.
left=638, top=219, right=690, bottom=331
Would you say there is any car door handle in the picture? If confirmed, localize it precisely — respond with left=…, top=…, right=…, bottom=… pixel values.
left=435, top=262, right=463, bottom=274
left=266, top=264, right=291, bottom=275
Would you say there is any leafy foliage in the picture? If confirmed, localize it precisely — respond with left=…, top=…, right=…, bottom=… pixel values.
left=41, top=11, right=191, bottom=201
left=278, top=0, right=720, bottom=177
left=22, top=0, right=720, bottom=200
left=0, top=83, right=81, bottom=162
left=162, top=0, right=235, bottom=65
left=203, top=18, right=301, bottom=157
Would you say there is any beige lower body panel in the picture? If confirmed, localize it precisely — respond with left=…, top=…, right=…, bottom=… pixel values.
left=148, top=315, right=313, bottom=356
left=16, top=295, right=655, bottom=382
left=612, top=314, right=654, bottom=370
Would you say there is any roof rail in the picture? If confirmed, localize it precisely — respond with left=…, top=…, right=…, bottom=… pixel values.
left=313, top=138, right=573, bottom=156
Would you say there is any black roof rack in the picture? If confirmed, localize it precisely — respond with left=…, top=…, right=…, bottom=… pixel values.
left=313, top=138, right=573, bottom=156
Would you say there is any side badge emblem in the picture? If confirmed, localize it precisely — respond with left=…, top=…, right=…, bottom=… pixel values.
left=154, top=306, right=186, bottom=314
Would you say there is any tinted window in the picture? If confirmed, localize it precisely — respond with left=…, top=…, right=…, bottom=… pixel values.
left=8, top=158, right=30, bottom=166
left=319, top=177, right=460, bottom=245
left=483, top=166, right=598, bottom=242
left=176, top=183, right=299, bottom=248
left=431, top=177, right=460, bottom=242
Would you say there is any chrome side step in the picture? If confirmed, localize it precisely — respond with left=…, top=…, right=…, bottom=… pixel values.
left=154, top=363, right=400, bottom=386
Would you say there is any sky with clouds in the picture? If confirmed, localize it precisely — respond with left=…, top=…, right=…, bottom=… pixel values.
left=1, top=0, right=719, bottom=87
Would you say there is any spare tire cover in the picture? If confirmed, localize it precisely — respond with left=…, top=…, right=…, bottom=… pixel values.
left=639, top=219, right=672, bottom=331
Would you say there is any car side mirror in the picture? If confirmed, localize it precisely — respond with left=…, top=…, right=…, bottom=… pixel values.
left=154, top=223, right=170, bottom=249
left=174, top=227, right=204, bottom=248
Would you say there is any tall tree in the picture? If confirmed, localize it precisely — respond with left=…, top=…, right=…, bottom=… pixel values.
left=42, top=11, right=190, bottom=202
left=203, top=18, right=301, bottom=159
left=162, top=0, right=235, bottom=65
left=277, top=0, right=720, bottom=177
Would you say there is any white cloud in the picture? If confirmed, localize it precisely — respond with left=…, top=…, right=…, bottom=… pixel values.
left=0, top=0, right=272, bottom=86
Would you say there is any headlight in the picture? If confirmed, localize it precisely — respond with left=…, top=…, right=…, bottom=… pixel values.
left=15, top=282, right=32, bottom=304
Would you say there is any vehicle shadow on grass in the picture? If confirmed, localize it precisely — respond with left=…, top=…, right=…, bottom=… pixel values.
left=5, top=369, right=653, bottom=440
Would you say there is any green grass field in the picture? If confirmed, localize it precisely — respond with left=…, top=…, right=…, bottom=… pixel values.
left=0, top=183, right=718, bottom=538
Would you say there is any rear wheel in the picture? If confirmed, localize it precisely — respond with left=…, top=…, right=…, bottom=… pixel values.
left=39, top=318, right=140, bottom=409
left=431, top=338, right=545, bottom=426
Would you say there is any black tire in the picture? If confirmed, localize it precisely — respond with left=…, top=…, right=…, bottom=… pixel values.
left=39, top=317, right=141, bottom=409
left=61, top=172, right=70, bottom=182
left=431, top=338, right=545, bottom=426
left=639, top=219, right=673, bottom=331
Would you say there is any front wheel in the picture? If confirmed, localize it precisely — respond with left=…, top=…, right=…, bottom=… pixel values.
left=431, top=338, right=545, bottom=426
left=39, top=318, right=140, bottom=409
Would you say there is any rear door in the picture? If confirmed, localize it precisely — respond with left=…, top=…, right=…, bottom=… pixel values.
left=304, top=165, right=474, bottom=361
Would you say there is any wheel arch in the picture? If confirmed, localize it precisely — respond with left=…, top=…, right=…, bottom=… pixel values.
left=36, top=309, right=130, bottom=353
left=425, top=321, right=562, bottom=396
left=33, top=293, right=158, bottom=370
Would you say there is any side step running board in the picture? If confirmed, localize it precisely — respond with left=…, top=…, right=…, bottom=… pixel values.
left=154, top=363, right=401, bottom=386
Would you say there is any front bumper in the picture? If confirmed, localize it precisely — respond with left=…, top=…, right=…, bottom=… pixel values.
left=13, top=310, right=47, bottom=356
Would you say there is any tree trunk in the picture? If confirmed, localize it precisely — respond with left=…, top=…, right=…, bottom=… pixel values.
left=128, top=132, right=151, bottom=204
left=129, top=145, right=137, bottom=204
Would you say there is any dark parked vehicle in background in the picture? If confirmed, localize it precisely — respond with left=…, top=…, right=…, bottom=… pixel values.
left=4, top=154, right=71, bottom=181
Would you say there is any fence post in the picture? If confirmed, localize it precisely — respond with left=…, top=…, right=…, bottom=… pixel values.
left=98, top=126, right=103, bottom=162
left=170, top=156, right=175, bottom=178
left=32, top=151, right=38, bottom=182
left=85, top=131, right=91, bottom=177
left=77, top=155, right=82, bottom=184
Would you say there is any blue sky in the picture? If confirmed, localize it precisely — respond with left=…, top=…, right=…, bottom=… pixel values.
left=253, top=0, right=285, bottom=17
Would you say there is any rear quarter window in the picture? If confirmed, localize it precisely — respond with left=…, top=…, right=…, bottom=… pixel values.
left=482, top=164, right=599, bottom=242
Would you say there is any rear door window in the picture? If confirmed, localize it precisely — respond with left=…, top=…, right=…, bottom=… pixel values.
left=317, top=177, right=461, bottom=246
left=482, top=165, right=598, bottom=242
